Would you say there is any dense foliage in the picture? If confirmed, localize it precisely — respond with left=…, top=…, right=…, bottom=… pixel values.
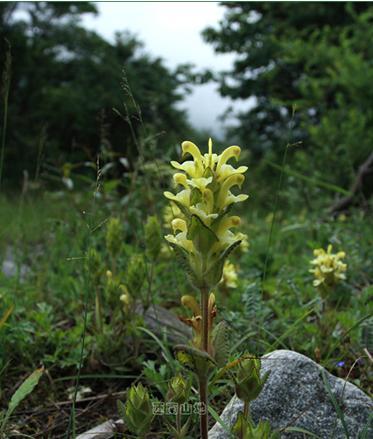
left=0, top=2, right=192, bottom=186
left=203, top=2, right=373, bottom=191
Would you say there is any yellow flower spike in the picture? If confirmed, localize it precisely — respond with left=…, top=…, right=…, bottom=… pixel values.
left=164, top=138, right=248, bottom=289
left=310, top=245, right=347, bottom=288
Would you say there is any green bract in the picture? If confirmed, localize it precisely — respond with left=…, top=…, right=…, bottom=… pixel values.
left=234, top=357, right=269, bottom=403
left=121, top=383, right=154, bottom=437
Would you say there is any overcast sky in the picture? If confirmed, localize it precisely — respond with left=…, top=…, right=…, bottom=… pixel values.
left=82, top=2, right=250, bottom=137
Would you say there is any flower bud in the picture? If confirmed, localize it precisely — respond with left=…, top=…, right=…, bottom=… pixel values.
left=234, top=357, right=268, bottom=403
left=167, top=374, right=190, bottom=404
left=121, top=383, right=153, bottom=437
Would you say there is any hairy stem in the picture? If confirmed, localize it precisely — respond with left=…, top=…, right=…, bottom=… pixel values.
left=241, top=400, right=249, bottom=439
left=198, top=377, right=208, bottom=439
left=199, top=286, right=209, bottom=439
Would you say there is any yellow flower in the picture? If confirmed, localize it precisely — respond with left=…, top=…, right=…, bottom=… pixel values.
left=164, top=138, right=248, bottom=288
left=221, top=260, right=238, bottom=289
left=120, top=285, right=132, bottom=312
left=309, top=244, right=347, bottom=287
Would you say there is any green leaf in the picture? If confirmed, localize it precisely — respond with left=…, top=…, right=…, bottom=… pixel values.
left=1, top=367, right=44, bottom=435
left=213, top=321, right=230, bottom=367
left=205, top=239, right=241, bottom=287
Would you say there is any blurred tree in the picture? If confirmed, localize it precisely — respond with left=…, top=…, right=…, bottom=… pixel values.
left=0, top=2, right=192, bottom=187
left=203, top=2, right=373, bottom=192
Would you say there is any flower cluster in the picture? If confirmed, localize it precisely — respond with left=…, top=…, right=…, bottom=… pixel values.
left=309, top=244, right=347, bottom=287
left=164, top=139, right=248, bottom=289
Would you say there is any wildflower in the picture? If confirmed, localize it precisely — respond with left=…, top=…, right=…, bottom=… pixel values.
left=221, top=260, right=238, bottom=289
left=120, top=285, right=132, bottom=312
left=164, top=139, right=248, bottom=289
left=309, top=244, right=347, bottom=287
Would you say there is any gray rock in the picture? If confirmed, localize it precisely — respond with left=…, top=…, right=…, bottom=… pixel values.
left=76, top=419, right=123, bottom=439
left=209, top=350, right=372, bottom=438
left=1, top=247, right=30, bottom=280
left=136, top=303, right=192, bottom=344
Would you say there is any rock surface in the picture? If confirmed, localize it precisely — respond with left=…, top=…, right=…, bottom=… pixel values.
left=1, top=247, right=30, bottom=280
left=136, top=303, right=192, bottom=344
left=209, top=350, right=372, bottom=438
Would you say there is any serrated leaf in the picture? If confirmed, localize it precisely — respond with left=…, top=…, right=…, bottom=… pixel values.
left=212, top=321, right=230, bottom=367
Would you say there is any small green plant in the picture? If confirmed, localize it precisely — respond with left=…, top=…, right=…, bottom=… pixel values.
left=118, top=383, right=154, bottom=438
left=231, top=357, right=276, bottom=438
